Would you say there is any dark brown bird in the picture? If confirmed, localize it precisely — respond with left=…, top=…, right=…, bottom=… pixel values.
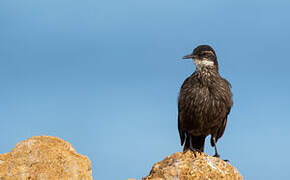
left=178, top=45, right=233, bottom=157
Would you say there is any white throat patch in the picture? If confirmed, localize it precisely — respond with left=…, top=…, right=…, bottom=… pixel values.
left=194, top=59, right=214, bottom=67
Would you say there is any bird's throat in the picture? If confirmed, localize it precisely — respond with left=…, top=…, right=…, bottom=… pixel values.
left=195, top=65, right=219, bottom=85
left=194, top=59, right=214, bottom=68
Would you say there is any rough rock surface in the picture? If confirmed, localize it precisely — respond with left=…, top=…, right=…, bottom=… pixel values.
left=0, top=136, right=92, bottom=180
left=143, top=151, right=243, bottom=180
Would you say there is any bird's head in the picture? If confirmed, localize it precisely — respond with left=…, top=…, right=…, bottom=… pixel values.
left=183, top=45, right=218, bottom=70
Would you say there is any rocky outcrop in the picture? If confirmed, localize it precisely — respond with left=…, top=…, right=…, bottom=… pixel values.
left=0, top=136, right=92, bottom=180
left=143, top=151, right=243, bottom=180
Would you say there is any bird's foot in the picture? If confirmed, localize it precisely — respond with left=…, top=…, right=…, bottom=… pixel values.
left=184, top=148, right=202, bottom=157
left=213, top=154, right=229, bottom=162
left=213, top=153, right=220, bottom=158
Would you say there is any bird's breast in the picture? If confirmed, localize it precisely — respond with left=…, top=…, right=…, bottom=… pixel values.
left=180, top=79, right=230, bottom=128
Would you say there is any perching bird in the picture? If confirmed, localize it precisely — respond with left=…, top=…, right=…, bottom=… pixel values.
left=178, top=45, right=233, bottom=157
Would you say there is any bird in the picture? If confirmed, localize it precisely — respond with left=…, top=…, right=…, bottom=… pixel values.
left=178, top=45, right=233, bottom=157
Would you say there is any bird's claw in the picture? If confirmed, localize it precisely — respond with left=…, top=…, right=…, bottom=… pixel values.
left=213, top=153, right=220, bottom=158
left=213, top=154, right=230, bottom=162
left=184, top=148, right=202, bottom=157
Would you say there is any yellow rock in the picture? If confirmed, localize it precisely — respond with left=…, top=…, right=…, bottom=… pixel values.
left=143, top=151, right=243, bottom=180
left=0, top=136, right=92, bottom=180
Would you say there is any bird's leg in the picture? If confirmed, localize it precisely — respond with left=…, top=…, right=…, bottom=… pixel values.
left=212, top=137, right=230, bottom=162
left=184, top=148, right=201, bottom=157
left=188, top=135, right=202, bottom=157
left=183, top=135, right=201, bottom=157
left=212, top=137, right=220, bottom=158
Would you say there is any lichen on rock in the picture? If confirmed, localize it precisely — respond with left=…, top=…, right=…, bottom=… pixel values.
left=143, top=151, right=243, bottom=180
left=0, top=135, right=92, bottom=180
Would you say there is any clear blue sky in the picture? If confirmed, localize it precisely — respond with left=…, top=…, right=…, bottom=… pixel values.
left=1, top=0, right=290, bottom=179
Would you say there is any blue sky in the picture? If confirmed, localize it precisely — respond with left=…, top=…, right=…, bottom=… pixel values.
left=1, top=0, right=290, bottom=179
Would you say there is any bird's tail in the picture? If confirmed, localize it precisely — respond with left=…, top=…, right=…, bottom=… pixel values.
left=183, top=134, right=206, bottom=152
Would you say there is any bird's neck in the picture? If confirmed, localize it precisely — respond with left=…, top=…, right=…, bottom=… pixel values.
left=195, top=66, right=220, bottom=85
left=196, top=65, right=218, bottom=74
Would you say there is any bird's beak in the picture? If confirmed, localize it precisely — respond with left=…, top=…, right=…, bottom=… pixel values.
left=182, top=54, right=196, bottom=59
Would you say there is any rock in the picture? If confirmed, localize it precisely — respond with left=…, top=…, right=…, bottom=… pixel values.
left=143, top=151, right=243, bottom=180
left=0, top=136, right=92, bottom=180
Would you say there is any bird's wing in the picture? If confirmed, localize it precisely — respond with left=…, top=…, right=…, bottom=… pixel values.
left=216, top=78, right=233, bottom=140
left=216, top=117, right=228, bottom=140
left=178, top=83, right=187, bottom=146
left=178, top=115, right=185, bottom=146
left=178, top=75, right=198, bottom=146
